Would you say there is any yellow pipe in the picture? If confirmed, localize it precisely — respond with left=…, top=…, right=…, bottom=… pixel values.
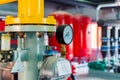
left=0, top=0, right=17, bottom=4
left=18, top=0, right=44, bottom=17
left=6, top=0, right=56, bottom=25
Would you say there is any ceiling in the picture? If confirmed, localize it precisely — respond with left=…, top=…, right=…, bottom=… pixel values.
left=86, top=0, right=115, bottom=4
left=0, top=0, right=117, bottom=17
left=82, top=0, right=116, bottom=6
left=84, top=0, right=116, bottom=6
left=0, top=0, right=117, bottom=11
left=47, top=0, right=116, bottom=8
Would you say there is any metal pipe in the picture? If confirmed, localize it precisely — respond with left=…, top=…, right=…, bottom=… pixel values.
left=96, top=3, right=120, bottom=62
left=96, top=2, right=120, bottom=21
left=115, top=27, right=119, bottom=63
left=18, top=0, right=44, bottom=17
left=18, top=36, right=21, bottom=49
left=0, top=0, right=17, bottom=4
left=106, top=26, right=111, bottom=64
left=0, top=11, right=17, bottom=16
left=96, top=26, right=99, bottom=61
left=21, top=38, right=25, bottom=50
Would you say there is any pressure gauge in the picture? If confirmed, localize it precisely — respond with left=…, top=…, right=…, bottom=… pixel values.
left=56, top=25, right=73, bottom=45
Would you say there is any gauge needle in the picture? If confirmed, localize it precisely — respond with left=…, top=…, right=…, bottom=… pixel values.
left=65, top=32, right=69, bottom=38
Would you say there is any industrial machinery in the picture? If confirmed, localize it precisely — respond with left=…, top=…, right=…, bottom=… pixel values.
left=73, top=14, right=92, bottom=62
left=49, top=11, right=92, bottom=62
left=0, top=0, right=73, bottom=80
left=49, top=11, right=74, bottom=61
left=89, top=1, right=120, bottom=72
left=49, top=11, right=99, bottom=77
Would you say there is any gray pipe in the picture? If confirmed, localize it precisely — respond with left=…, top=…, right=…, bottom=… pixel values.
left=96, top=3, right=120, bottom=21
left=0, top=11, right=17, bottom=16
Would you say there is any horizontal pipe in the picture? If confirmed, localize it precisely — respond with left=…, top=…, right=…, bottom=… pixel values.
left=0, top=11, right=17, bottom=16
left=0, top=0, right=17, bottom=4
left=96, top=2, right=120, bottom=21
left=0, top=16, right=6, bottom=20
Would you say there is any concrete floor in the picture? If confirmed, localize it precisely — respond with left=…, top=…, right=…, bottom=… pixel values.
left=0, top=69, right=120, bottom=80
left=75, top=76, right=107, bottom=80
left=75, top=70, right=120, bottom=80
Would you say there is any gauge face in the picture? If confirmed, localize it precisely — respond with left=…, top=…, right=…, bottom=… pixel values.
left=56, top=25, right=73, bottom=44
left=63, top=25, right=73, bottom=44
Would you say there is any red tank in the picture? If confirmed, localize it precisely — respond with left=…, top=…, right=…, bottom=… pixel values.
left=49, top=11, right=74, bottom=61
left=73, top=15, right=92, bottom=62
left=89, top=22, right=102, bottom=61
left=0, top=19, right=5, bottom=31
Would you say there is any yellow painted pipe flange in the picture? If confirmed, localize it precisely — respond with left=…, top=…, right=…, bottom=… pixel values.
left=5, top=16, right=56, bottom=25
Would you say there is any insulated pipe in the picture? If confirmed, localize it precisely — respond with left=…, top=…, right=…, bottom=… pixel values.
left=18, top=0, right=44, bottom=17
left=0, top=0, right=17, bottom=4
left=96, top=2, right=120, bottom=21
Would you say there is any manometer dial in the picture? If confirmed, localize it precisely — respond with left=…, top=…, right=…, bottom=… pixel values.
left=56, top=25, right=73, bottom=44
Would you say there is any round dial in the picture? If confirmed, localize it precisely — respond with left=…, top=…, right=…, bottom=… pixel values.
left=56, top=25, right=73, bottom=44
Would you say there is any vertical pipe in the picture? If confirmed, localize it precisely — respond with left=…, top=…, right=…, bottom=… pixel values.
left=44, top=32, right=48, bottom=46
left=18, top=36, right=21, bottom=49
left=115, top=27, right=119, bottom=63
left=96, top=26, right=99, bottom=61
left=18, top=33, right=44, bottom=80
left=18, top=0, right=44, bottom=17
left=118, top=30, right=120, bottom=59
left=107, top=26, right=111, bottom=64
left=21, top=38, right=25, bottom=50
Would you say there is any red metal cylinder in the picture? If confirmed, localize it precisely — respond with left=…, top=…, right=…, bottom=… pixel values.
left=73, top=14, right=92, bottom=61
left=49, top=11, right=74, bottom=61
left=0, top=19, right=5, bottom=31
